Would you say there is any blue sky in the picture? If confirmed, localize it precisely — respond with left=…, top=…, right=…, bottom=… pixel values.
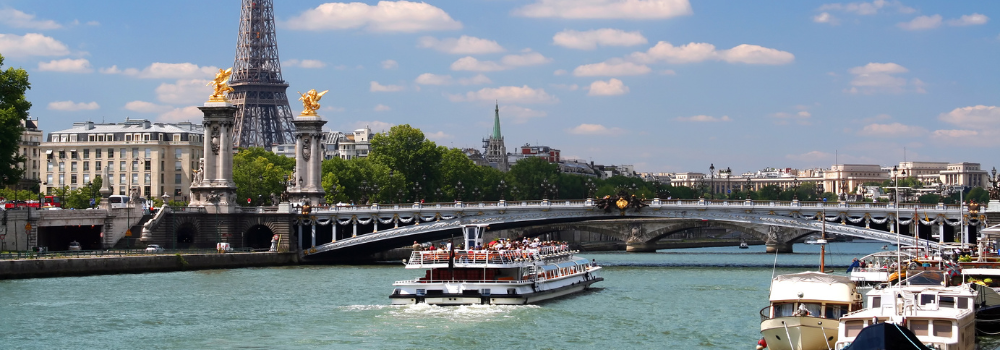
left=0, top=0, right=998, bottom=174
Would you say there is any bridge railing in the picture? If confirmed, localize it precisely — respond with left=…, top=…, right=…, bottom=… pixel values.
left=408, top=246, right=571, bottom=267
left=310, top=199, right=959, bottom=213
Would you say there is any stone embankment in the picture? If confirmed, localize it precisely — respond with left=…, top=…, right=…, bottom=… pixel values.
left=0, top=252, right=299, bottom=280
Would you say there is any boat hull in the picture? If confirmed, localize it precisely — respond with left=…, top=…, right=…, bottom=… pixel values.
left=390, top=277, right=603, bottom=305
left=760, top=316, right=838, bottom=350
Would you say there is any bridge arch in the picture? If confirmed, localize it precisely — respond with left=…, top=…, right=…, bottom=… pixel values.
left=244, top=225, right=275, bottom=250
left=175, top=222, right=198, bottom=249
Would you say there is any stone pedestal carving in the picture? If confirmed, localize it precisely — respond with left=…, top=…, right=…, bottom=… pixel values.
left=286, top=113, right=327, bottom=206
left=189, top=102, right=238, bottom=214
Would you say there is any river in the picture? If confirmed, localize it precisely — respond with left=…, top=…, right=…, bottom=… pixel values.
left=1, top=242, right=998, bottom=349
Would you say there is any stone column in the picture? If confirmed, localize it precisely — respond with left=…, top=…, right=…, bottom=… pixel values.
left=286, top=112, right=327, bottom=205
left=188, top=102, right=238, bottom=214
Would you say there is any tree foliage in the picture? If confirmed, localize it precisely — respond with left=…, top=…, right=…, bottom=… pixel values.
left=0, top=54, right=30, bottom=186
left=233, top=147, right=294, bottom=206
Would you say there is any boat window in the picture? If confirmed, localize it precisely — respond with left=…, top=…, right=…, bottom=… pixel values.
left=958, top=297, right=969, bottom=309
left=871, top=296, right=881, bottom=308
left=802, top=303, right=822, bottom=317
left=919, top=294, right=935, bottom=305
left=909, top=320, right=929, bottom=336
left=845, top=320, right=864, bottom=337
left=932, top=320, right=952, bottom=337
left=824, top=304, right=848, bottom=320
left=939, top=296, right=955, bottom=308
left=773, top=303, right=795, bottom=317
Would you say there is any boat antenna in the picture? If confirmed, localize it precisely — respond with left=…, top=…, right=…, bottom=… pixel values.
left=768, top=226, right=780, bottom=297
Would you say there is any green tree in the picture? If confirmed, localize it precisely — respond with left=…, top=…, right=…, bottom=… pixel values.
left=968, top=187, right=989, bottom=204
left=233, top=147, right=294, bottom=206
left=756, top=185, right=782, bottom=200
left=321, top=157, right=396, bottom=205
left=369, top=124, right=442, bottom=200
left=508, top=157, right=558, bottom=200
left=0, top=54, right=30, bottom=186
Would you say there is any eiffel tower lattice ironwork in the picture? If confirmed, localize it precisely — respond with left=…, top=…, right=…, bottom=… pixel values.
left=229, top=0, right=295, bottom=150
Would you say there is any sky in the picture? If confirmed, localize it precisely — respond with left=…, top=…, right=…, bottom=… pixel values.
left=0, top=0, right=998, bottom=175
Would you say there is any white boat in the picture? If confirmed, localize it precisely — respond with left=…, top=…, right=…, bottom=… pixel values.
left=759, top=272, right=862, bottom=350
left=834, top=271, right=978, bottom=350
left=390, top=224, right=603, bottom=305
left=848, top=250, right=917, bottom=287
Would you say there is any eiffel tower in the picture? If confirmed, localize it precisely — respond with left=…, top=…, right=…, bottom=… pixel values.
left=228, top=0, right=295, bottom=150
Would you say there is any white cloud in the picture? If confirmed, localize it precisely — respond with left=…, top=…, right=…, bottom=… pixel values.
left=785, top=150, right=834, bottom=163
left=660, top=69, right=676, bottom=75
left=0, top=9, right=61, bottom=29
left=0, top=33, right=69, bottom=57
left=110, top=62, right=219, bottom=79
left=856, top=122, right=927, bottom=137
left=425, top=131, right=453, bottom=141
left=155, top=79, right=212, bottom=104
left=938, top=105, right=1000, bottom=129
left=414, top=73, right=491, bottom=86
left=513, top=0, right=693, bottom=19
left=567, top=123, right=626, bottom=136
left=448, top=85, right=558, bottom=104
left=573, top=60, right=651, bottom=76
left=285, top=59, right=326, bottom=68
left=587, top=78, right=629, bottom=96
left=818, top=1, right=914, bottom=15
left=501, top=105, right=547, bottom=124
left=771, top=111, right=812, bottom=125
left=158, top=106, right=202, bottom=122
left=948, top=13, right=989, bottom=26
left=370, top=81, right=405, bottom=92
left=124, top=101, right=172, bottom=114
left=99, top=65, right=120, bottom=74
left=629, top=41, right=794, bottom=65
left=550, top=83, right=579, bottom=90
left=381, top=59, right=399, bottom=69
left=552, top=29, right=647, bottom=50
left=675, top=115, right=731, bottom=122
left=287, top=1, right=461, bottom=32
left=897, top=15, right=941, bottom=30
left=374, top=104, right=392, bottom=112
left=929, top=129, right=1000, bottom=147
left=48, top=101, right=99, bottom=111
left=351, top=120, right=395, bottom=131
left=846, top=62, right=917, bottom=94
left=37, top=58, right=92, bottom=73
left=450, top=56, right=506, bottom=72
left=417, top=35, right=504, bottom=54
left=553, top=69, right=568, bottom=76
left=812, top=12, right=838, bottom=25
left=500, top=51, right=552, bottom=67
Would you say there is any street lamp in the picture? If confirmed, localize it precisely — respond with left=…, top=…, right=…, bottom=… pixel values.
left=709, top=163, right=715, bottom=200
left=725, top=167, right=731, bottom=199
left=792, top=177, right=800, bottom=200
left=454, top=181, right=465, bottom=201
left=745, top=177, right=753, bottom=200
left=497, top=179, right=508, bottom=201
left=585, top=178, right=596, bottom=199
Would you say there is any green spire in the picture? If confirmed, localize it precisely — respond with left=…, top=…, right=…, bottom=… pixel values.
left=492, top=102, right=502, bottom=139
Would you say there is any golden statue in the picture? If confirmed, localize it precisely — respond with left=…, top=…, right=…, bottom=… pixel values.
left=207, top=68, right=234, bottom=103
left=297, top=89, right=329, bottom=116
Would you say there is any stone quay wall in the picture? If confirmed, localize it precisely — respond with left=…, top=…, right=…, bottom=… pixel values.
left=0, top=252, right=299, bottom=280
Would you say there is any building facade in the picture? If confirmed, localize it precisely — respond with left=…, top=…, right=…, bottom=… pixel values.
left=321, top=126, right=373, bottom=160
left=18, top=118, right=43, bottom=188
left=482, top=104, right=509, bottom=171
left=39, top=119, right=204, bottom=200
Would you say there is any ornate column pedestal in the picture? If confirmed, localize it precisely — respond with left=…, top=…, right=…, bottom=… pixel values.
left=286, top=92, right=328, bottom=207
left=188, top=102, right=239, bottom=214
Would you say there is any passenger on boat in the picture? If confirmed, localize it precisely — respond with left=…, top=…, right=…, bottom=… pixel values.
left=412, top=241, right=421, bottom=251
left=847, top=258, right=860, bottom=273
left=792, top=303, right=812, bottom=317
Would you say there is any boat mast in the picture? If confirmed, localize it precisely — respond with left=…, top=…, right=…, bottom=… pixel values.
left=820, top=208, right=826, bottom=273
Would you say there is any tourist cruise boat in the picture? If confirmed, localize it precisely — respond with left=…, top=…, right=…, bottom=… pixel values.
left=759, top=272, right=863, bottom=350
left=834, top=271, right=978, bottom=350
left=390, top=224, right=603, bottom=305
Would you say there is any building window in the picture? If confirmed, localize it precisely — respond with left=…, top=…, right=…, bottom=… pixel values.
left=83, top=174, right=90, bottom=184
left=132, top=161, right=139, bottom=172
left=106, top=173, right=112, bottom=185
left=132, top=173, right=138, bottom=185
left=71, top=151, right=78, bottom=159
left=120, top=148, right=127, bottom=158
left=173, top=134, right=181, bottom=142
left=83, top=162, right=89, bottom=171
left=175, top=149, right=182, bottom=159
left=175, top=161, right=182, bottom=171
left=106, top=134, right=113, bottom=141
left=71, top=174, right=77, bottom=184
left=71, top=162, right=77, bottom=172
left=107, top=148, right=114, bottom=158
left=95, top=149, right=102, bottom=158
left=175, top=173, right=182, bottom=184
left=174, top=188, right=182, bottom=196
left=132, top=148, right=138, bottom=159
left=59, top=174, right=64, bottom=184
left=58, top=150, right=65, bottom=159
left=119, top=186, right=125, bottom=195
left=145, top=148, right=151, bottom=158
left=145, top=162, right=151, bottom=171
left=120, top=161, right=126, bottom=171
left=83, top=149, right=90, bottom=159
left=88, top=135, right=95, bottom=142
left=47, top=162, right=53, bottom=171
left=144, top=173, right=151, bottom=184
left=97, top=135, right=104, bottom=142
left=143, top=134, right=150, bottom=141
left=125, top=134, right=132, bottom=142
left=120, top=174, right=125, bottom=185
left=47, top=174, right=52, bottom=184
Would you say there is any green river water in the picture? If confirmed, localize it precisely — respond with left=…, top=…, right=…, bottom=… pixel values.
left=2, top=242, right=999, bottom=349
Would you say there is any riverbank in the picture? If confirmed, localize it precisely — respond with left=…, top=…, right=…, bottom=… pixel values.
left=0, top=252, right=299, bottom=279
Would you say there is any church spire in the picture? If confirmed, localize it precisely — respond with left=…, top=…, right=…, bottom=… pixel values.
left=492, top=101, right=502, bottom=140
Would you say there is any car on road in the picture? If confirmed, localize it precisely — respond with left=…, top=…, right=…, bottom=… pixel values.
left=145, top=244, right=164, bottom=253
left=68, top=241, right=81, bottom=251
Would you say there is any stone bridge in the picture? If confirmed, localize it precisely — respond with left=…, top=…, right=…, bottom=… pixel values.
left=296, top=198, right=979, bottom=261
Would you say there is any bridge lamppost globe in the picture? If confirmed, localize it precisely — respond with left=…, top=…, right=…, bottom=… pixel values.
left=709, top=163, right=715, bottom=200
left=585, top=178, right=596, bottom=199
left=454, top=181, right=464, bottom=202
left=497, top=179, right=508, bottom=201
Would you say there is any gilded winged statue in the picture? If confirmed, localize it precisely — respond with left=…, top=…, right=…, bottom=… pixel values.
left=297, top=89, right=329, bottom=116
left=207, top=68, right=234, bottom=102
